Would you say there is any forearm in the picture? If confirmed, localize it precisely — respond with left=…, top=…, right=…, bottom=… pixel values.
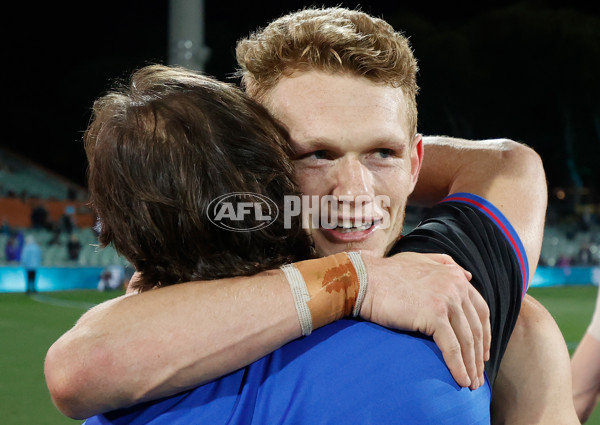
left=45, top=252, right=368, bottom=419
left=412, top=136, right=517, bottom=206
left=491, top=295, right=580, bottom=425
left=571, top=332, right=600, bottom=422
left=45, top=270, right=301, bottom=419
left=413, top=136, right=547, bottom=276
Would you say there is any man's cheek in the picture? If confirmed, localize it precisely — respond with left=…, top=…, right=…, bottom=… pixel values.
left=296, top=174, right=321, bottom=195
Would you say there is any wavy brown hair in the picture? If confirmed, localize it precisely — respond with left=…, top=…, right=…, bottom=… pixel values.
left=235, top=6, right=420, bottom=136
left=84, top=64, right=314, bottom=291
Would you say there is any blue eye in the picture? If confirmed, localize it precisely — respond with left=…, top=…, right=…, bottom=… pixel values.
left=376, top=149, right=393, bottom=158
left=311, top=150, right=328, bottom=160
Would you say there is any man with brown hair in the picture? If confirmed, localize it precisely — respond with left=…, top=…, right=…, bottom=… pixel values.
left=83, top=64, right=312, bottom=291
left=46, top=7, right=578, bottom=424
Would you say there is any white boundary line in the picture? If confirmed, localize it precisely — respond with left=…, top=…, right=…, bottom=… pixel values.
left=25, top=295, right=584, bottom=349
left=30, top=293, right=97, bottom=310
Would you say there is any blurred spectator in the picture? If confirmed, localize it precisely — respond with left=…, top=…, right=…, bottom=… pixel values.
left=59, top=205, right=76, bottom=234
left=4, top=232, right=22, bottom=262
left=67, top=187, right=78, bottom=201
left=579, top=211, right=595, bottom=232
left=20, top=235, right=42, bottom=293
left=47, top=222, right=62, bottom=246
left=31, top=203, right=50, bottom=230
left=97, top=265, right=125, bottom=291
left=556, top=254, right=572, bottom=268
left=16, top=230, right=24, bottom=252
left=576, top=243, right=594, bottom=266
left=67, top=234, right=82, bottom=261
left=1, top=218, right=11, bottom=235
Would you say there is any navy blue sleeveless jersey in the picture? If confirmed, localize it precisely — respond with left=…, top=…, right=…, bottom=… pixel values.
left=389, top=192, right=527, bottom=385
left=85, top=193, right=527, bottom=425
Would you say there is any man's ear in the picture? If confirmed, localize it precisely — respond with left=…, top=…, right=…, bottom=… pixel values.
left=409, top=133, right=424, bottom=192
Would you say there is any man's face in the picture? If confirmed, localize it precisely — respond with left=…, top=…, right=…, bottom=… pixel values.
left=265, top=71, right=423, bottom=258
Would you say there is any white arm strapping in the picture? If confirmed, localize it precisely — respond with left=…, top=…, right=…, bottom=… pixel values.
left=281, top=263, right=313, bottom=336
left=347, top=251, right=368, bottom=317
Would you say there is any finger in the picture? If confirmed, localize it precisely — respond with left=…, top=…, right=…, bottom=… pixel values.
left=423, top=254, right=472, bottom=280
left=464, top=269, right=472, bottom=281
left=448, top=303, right=478, bottom=389
left=432, top=321, right=471, bottom=388
left=470, top=286, right=491, bottom=363
left=462, top=294, right=485, bottom=389
left=423, top=253, right=457, bottom=265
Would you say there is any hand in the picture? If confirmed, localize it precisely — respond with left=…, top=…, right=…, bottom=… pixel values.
left=359, top=252, right=490, bottom=390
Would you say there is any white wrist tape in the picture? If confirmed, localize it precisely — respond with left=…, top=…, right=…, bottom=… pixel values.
left=281, top=252, right=367, bottom=336
left=281, top=263, right=313, bottom=336
left=347, top=251, right=368, bottom=317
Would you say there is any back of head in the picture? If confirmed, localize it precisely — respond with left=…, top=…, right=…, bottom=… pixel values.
left=84, top=64, right=313, bottom=291
left=236, top=6, right=419, bottom=134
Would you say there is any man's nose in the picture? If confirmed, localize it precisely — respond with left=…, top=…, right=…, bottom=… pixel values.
left=330, top=156, right=374, bottom=201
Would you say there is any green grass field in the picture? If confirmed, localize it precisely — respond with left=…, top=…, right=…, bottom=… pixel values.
left=1, top=286, right=598, bottom=424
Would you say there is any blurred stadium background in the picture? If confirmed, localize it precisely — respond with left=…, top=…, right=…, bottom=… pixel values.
left=2, top=0, right=599, bottom=423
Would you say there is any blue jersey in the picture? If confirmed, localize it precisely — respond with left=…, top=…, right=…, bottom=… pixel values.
left=86, top=193, right=526, bottom=424
left=85, top=321, right=491, bottom=425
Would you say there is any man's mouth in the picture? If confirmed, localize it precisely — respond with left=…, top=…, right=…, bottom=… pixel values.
left=319, top=218, right=382, bottom=242
left=334, top=219, right=377, bottom=233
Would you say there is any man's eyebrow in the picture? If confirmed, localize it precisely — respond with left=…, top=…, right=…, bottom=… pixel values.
left=289, top=136, right=410, bottom=154
left=288, top=137, right=334, bottom=153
